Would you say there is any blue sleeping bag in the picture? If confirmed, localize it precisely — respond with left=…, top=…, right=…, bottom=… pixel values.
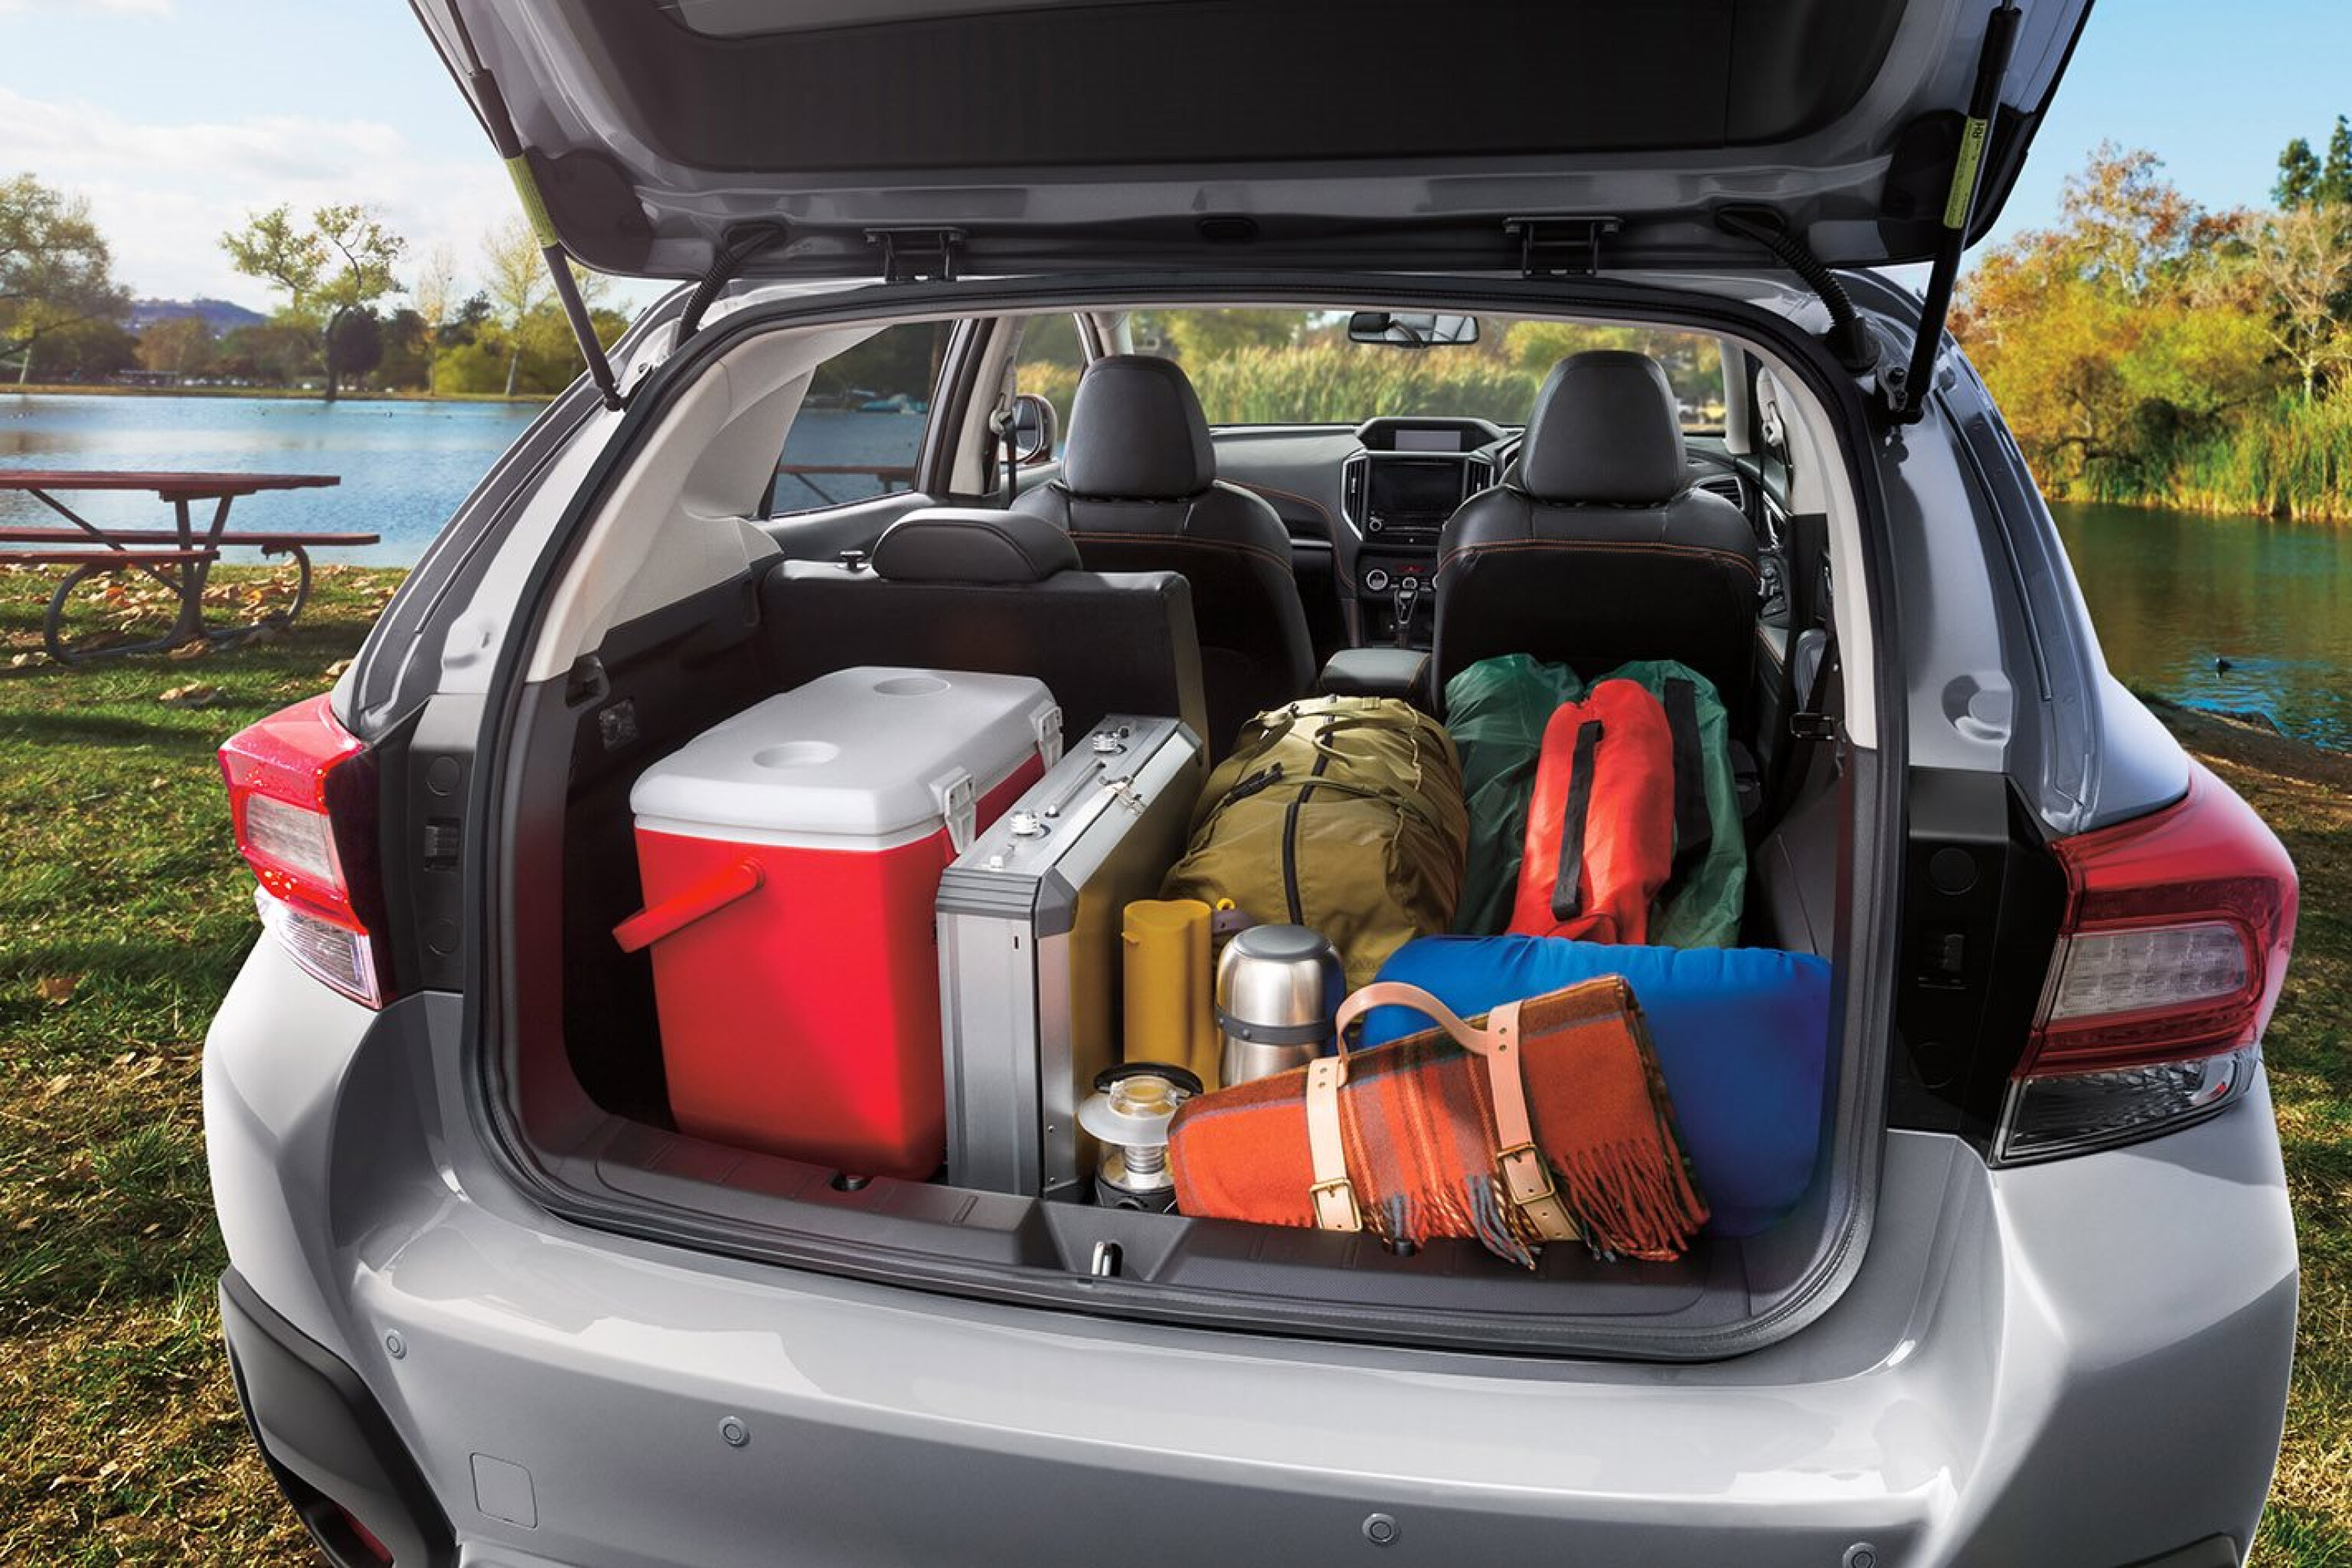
left=1360, top=936, right=1831, bottom=1236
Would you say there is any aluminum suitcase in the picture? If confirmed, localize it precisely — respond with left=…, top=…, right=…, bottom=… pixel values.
left=937, top=714, right=1205, bottom=1197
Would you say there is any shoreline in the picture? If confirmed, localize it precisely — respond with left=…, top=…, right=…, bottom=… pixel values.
left=2047, top=488, right=2352, bottom=528
left=2, top=384, right=554, bottom=407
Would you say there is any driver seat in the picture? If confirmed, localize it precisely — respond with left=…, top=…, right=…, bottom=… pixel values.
left=1432, top=350, right=1761, bottom=724
left=1011, top=355, right=1313, bottom=755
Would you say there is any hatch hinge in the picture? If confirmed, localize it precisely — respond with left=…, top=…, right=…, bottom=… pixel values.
left=1505, top=216, right=1622, bottom=279
left=867, top=227, right=966, bottom=285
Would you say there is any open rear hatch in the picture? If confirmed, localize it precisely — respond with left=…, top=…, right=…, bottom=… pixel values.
left=412, top=0, right=2091, bottom=280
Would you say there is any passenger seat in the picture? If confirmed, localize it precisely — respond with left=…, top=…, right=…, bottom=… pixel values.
left=1011, top=355, right=1315, bottom=754
left=761, top=507, right=1210, bottom=746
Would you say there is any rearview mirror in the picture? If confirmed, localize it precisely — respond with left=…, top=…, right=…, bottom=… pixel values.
left=1348, top=312, right=1480, bottom=348
left=1007, top=393, right=1059, bottom=466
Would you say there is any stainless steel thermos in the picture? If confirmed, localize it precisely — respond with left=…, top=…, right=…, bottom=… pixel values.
left=1214, top=924, right=1344, bottom=1086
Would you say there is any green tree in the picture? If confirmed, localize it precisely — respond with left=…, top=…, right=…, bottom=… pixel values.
left=220, top=204, right=406, bottom=400
left=2276, top=137, right=2323, bottom=210
left=409, top=242, right=459, bottom=393
left=2321, top=115, right=2352, bottom=207
left=2248, top=203, right=2352, bottom=399
left=1, top=173, right=132, bottom=384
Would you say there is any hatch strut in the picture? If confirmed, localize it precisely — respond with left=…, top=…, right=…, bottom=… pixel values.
left=441, top=7, right=623, bottom=410
left=1890, top=1, right=2024, bottom=423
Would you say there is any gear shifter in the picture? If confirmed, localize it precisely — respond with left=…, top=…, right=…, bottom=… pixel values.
left=1391, top=577, right=1422, bottom=648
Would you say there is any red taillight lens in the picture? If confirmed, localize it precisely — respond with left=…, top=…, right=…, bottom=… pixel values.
left=1999, top=765, right=2296, bottom=1162
left=220, top=694, right=391, bottom=1008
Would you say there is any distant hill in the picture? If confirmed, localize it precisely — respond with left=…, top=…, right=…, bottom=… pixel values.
left=128, top=299, right=269, bottom=335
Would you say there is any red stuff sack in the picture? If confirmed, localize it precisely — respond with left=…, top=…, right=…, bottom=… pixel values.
left=1508, top=678, right=1677, bottom=945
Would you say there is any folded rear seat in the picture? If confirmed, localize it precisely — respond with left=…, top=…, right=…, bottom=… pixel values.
left=762, top=508, right=1212, bottom=747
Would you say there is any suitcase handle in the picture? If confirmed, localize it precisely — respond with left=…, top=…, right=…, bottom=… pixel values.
left=612, top=860, right=764, bottom=953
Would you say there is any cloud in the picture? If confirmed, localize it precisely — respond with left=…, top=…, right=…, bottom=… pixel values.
left=0, top=87, right=521, bottom=307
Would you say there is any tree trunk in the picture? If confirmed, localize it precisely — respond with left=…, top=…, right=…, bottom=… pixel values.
left=504, top=342, right=521, bottom=399
left=322, top=310, right=344, bottom=403
left=15, top=346, right=28, bottom=386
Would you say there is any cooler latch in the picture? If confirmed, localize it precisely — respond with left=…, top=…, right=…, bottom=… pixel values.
left=932, top=769, right=978, bottom=854
left=1032, top=705, right=1065, bottom=769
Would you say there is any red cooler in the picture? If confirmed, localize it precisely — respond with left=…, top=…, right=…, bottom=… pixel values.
left=615, top=668, right=1060, bottom=1178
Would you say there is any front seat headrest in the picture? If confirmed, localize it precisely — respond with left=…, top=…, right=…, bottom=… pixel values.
left=871, top=508, right=1081, bottom=583
left=1517, top=351, right=1687, bottom=505
left=1061, top=354, right=1217, bottom=500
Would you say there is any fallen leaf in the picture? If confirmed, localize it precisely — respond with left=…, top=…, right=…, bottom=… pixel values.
left=36, top=975, right=79, bottom=1005
left=167, top=640, right=210, bottom=662
left=158, top=683, right=221, bottom=708
left=325, top=658, right=352, bottom=679
left=44, top=1073, right=72, bottom=1094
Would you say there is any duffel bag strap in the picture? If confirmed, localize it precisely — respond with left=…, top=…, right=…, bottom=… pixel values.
left=1333, top=984, right=1578, bottom=1245
left=1303, top=1054, right=1361, bottom=1232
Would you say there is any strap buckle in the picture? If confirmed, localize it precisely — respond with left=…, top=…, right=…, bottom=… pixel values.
left=1308, top=1176, right=1363, bottom=1233
left=1495, top=1141, right=1579, bottom=1244
left=1495, top=1142, right=1555, bottom=1205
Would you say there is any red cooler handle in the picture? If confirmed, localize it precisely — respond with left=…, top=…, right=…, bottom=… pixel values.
left=613, top=860, right=765, bottom=953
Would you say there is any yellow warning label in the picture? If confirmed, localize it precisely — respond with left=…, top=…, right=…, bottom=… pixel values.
left=1944, top=116, right=1991, bottom=230
left=505, top=155, right=560, bottom=250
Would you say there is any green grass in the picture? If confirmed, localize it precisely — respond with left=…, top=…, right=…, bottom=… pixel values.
left=0, top=569, right=2346, bottom=1561
left=0, top=561, right=397, bottom=1563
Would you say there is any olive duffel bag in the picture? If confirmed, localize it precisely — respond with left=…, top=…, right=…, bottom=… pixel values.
left=1161, top=696, right=1469, bottom=989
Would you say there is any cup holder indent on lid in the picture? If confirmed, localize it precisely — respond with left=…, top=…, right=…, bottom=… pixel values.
left=873, top=675, right=950, bottom=697
left=753, top=741, right=841, bottom=769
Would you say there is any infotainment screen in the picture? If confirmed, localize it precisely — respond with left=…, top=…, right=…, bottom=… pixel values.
left=1393, top=428, right=1462, bottom=452
left=1367, top=459, right=1467, bottom=521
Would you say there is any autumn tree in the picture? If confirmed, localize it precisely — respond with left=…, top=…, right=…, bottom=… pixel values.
left=479, top=217, right=609, bottom=397
left=410, top=242, right=459, bottom=393
left=221, top=204, right=406, bottom=400
left=136, top=315, right=215, bottom=378
left=2246, top=203, right=2352, bottom=399
left=1, top=173, right=131, bottom=384
left=1953, top=145, right=2278, bottom=492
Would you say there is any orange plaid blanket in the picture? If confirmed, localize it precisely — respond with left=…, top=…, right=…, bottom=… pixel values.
left=1168, top=976, right=1707, bottom=1266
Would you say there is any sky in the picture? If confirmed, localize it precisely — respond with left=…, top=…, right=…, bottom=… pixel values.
left=5, top=0, right=2352, bottom=315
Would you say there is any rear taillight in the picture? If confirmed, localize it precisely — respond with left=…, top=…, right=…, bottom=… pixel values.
left=1998, top=765, right=2295, bottom=1163
left=219, top=694, right=390, bottom=1009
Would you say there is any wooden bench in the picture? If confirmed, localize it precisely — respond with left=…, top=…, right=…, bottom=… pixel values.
left=0, top=469, right=369, bottom=663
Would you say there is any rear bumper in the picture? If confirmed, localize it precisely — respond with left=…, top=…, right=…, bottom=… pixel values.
left=206, top=946, right=2296, bottom=1568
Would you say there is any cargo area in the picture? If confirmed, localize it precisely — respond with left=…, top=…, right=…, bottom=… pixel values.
left=472, top=296, right=1893, bottom=1356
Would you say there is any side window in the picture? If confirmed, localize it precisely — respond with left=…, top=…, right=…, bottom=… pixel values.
left=766, top=321, right=956, bottom=518
left=1011, top=312, right=1089, bottom=449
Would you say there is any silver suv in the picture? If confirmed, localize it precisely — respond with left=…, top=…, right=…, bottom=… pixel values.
left=205, top=4, right=2298, bottom=1565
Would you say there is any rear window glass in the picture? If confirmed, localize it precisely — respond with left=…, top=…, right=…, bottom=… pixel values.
left=766, top=320, right=954, bottom=517
left=1112, top=310, right=1724, bottom=431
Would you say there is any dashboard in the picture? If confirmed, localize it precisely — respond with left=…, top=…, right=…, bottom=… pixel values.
left=1204, top=415, right=1756, bottom=652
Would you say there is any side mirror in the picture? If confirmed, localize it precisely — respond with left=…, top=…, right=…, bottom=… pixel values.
left=1347, top=312, right=1480, bottom=348
left=1008, top=393, right=1059, bottom=466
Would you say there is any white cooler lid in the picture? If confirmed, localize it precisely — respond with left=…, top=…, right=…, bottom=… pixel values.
left=631, top=668, right=1060, bottom=848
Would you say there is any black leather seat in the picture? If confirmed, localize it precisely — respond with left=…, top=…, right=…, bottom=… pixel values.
left=760, top=507, right=1210, bottom=746
left=1011, top=355, right=1314, bottom=755
left=1432, top=351, right=1761, bottom=724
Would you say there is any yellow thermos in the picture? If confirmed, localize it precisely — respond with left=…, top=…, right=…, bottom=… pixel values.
left=1121, top=898, right=1218, bottom=1086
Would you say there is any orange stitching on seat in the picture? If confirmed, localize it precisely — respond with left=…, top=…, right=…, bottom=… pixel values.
left=1436, top=539, right=1762, bottom=580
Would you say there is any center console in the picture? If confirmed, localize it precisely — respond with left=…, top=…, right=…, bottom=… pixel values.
left=1340, top=416, right=1503, bottom=645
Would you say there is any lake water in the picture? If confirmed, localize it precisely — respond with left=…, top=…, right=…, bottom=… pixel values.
left=8, top=395, right=2350, bottom=748
left=2050, top=501, right=2352, bottom=750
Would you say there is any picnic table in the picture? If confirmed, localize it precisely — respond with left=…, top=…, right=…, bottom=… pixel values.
left=0, top=470, right=376, bottom=664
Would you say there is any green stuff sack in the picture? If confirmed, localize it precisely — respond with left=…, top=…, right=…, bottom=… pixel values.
left=1602, top=659, right=1746, bottom=949
left=1162, top=697, right=1468, bottom=989
left=1441, top=655, right=1746, bottom=947
left=1441, top=654, right=1581, bottom=936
